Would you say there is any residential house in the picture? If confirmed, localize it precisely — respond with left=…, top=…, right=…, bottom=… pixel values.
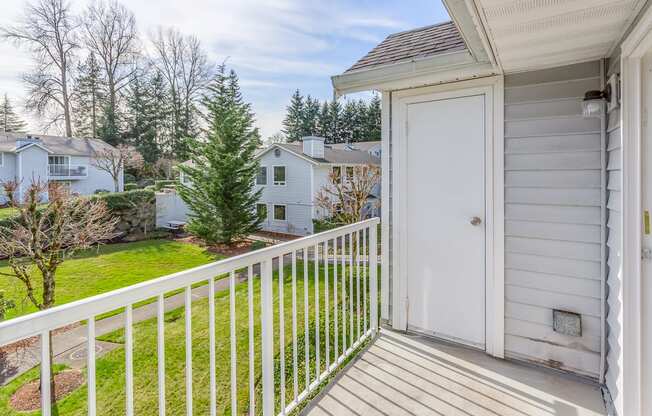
left=254, top=136, right=380, bottom=235
left=0, top=133, right=122, bottom=203
left=3, top=2, right=652, bottom=416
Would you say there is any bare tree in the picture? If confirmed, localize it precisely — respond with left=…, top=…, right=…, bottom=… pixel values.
left=315, top=164, right=380, bottom=225
left=1, top=0, right=78, bottom=136
left=81, top=0, right=139, bottom=136
left=0, top=181, right=117, bottom=402
left=92, top=144, right=144, bottom=191
left=151, top=27, right=212, bottom=156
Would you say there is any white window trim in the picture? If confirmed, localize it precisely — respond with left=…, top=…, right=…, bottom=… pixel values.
left=272, top=204, right=287, bottom=221
left=48, top=154, right=71, bottom=166
left=389, top=76, right=504, bottom=358
left=256, top=166, right=268, bottom=186
left=272, top=165, right=286, bottom=186
left=0, top=152, right=4, bottom=167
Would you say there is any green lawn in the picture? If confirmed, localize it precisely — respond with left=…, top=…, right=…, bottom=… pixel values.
left=0, top=261, right=374, bottom=416
left=0, top=239, right=222, bottom=320
left=0, top=206, right=18, bottom=220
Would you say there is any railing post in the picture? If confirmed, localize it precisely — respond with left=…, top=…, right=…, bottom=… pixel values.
left=261, top=258, right=274, bottom=415
left=370, top=223, right=379, bottom=336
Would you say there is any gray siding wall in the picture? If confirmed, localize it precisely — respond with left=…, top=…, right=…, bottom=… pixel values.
left=504, top=61, right=604, bottom=378
left=69, top=155, right=122, bottom=194
left=256, top=148, right=314, bottom=235
left=17, top=146, right=49, bottom=200
left=605, top=57, right=623, bottom=415
left=0, top=153, right=17, bottom=204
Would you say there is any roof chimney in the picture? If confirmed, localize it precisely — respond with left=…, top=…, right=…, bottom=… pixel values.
left=302, top=136, right=325, bottom=159
left=16, top=135, right=41, bottom=149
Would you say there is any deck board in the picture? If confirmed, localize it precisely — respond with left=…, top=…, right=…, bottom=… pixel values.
left=303, top=330, right=606, bottom=416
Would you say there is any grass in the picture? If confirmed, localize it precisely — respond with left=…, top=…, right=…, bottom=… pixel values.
left=0, top=260, right=376, bottom=416
left=0, top=206, right=18, bottom=220
left=0, top=239, right=223, bottom=320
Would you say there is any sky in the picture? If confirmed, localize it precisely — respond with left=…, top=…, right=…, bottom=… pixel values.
left=0, top=0, right=450, bottom=139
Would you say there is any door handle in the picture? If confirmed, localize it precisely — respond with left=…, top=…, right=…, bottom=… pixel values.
left=470, top=216, right=482, bottom=226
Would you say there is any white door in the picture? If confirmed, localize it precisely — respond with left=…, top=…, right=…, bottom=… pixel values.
left=405, top=94, right=486, bottom=349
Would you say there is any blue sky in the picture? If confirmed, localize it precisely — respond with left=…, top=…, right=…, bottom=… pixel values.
left=0, top=0, right=450, bottom=138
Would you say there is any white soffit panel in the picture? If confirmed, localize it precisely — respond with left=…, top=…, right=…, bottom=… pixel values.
left=476, top=0, right=645, bottom=72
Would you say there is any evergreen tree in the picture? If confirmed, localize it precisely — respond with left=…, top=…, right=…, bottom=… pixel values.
left=282, top=89, right=304, bottom=142
left=0, top=94, right=27, bottom=133
left=72, top=54, right=104, bottom=138
left=98, top=102, right=121, bottom=145
left=316, top=101, right=332, bottom=141
left=364, top=94, right=381, bottom=141
left=178, top=66, right=262, bottom=244
left=124, top=74, right=161, bottom=164
left=301, top=95, right=320, bottom=137
left=340, top=100, right=358, bottom=143
left=327, top=100, right=342, bottom=143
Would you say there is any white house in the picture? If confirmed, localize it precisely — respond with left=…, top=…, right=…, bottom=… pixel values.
left=254, top=136, right=380, bottom=235
left=0, top=133, right=122, bottom=203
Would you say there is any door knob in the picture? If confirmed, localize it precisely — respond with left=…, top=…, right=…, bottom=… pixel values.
left=470, top=216, right=482, bottom=226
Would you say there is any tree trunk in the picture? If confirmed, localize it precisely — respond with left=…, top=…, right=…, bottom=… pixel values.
left=114, top=177, right=120, bottom=192
left=60, top=56, right=72, bottom=137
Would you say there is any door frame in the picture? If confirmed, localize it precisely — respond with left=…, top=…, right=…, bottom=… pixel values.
left=390, top=76, right=505, bottom=358
left=620, top=5, right=652, bottom=415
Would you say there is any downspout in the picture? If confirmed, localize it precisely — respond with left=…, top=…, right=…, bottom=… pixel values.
left=599, top=58, right=608, bottom=386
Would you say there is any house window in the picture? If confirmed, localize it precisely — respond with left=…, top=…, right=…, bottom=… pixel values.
left=346, top=166, right=354, bottom=181
left=256, top=166, right=267, bottom=185
left=48, top=155, right=69, bottom=166
left=332, top=166, right=341, bottom=183
left=257, top=203, right=267, bottom=220
left=273, top=166, right=286, bottom=185
left=273, top=204, right=286, bottom=221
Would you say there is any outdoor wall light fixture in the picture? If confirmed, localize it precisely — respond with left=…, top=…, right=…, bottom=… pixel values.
left=582, top=84, right=611, bottom=117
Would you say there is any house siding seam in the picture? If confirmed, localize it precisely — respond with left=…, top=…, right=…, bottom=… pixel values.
left=504, top=61, right=604, bottom=378
left=604, top=57, right=623, bottom=416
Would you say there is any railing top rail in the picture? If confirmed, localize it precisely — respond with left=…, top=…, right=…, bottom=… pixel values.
left=0, top=217, right=379, bottom=346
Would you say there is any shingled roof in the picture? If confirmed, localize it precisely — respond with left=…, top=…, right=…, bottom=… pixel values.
left=345, top=21, right=466, bottom=73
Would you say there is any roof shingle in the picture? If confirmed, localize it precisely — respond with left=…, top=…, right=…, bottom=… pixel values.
left=345, top=21, right=466, bottom=73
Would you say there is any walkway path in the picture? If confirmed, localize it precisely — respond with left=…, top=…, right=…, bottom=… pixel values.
left=0, top=272, right=247, bottom=386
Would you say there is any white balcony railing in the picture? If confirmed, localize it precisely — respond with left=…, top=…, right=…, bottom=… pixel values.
left=48, top=164, right=88, bottom=178
left=0, top=218, right=379, bottom=416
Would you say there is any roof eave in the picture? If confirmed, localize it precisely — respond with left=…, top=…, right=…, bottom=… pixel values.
left=332, top=50, right=496, bottom=95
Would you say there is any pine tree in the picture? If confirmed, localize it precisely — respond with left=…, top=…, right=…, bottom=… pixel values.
left=364, top=94, right=381, bottom=141
left=0, top=94, right=27, bottom=133
left=124, top=74, right=163, bottom=164
left=72, top=54, right=104, bottom=138
left=317, top=101, right=332, bottom=141
left=340, top=100, right=358, bottom=143
left=327, top=100, right=342, bottom=143
left=282, top=90, right=304, bottom=142
left=178, top=66, right=262, bottom=244
left=301, top=95, right=320, bottom=137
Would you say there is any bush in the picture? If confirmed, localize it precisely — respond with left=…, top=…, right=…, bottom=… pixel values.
left=124, top=173, right=136, bottom=184
left=90, top=189, right=156, bottom=211
left=313, top=218, right=345, bottom=233
left=154, top=180, right=177, bottom=191
left=94, top=189, right=110, bottom=195
left=144, top=185, right=156, bottom=192
left=250, top=240, right=267, bottom=251
left=124, top=183, right=139, bottom=191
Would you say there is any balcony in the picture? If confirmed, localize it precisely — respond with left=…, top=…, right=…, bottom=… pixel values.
left=48, top=164, right=88, bottom=179
left=0, top=219, right=605, bottom=415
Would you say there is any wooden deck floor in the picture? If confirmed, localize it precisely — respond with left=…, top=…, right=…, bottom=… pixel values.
left=303, top=330, right=606, bottom=416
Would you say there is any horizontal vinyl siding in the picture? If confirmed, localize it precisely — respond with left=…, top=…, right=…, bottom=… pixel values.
left=605, top=60, right=623, bottom=415
left=504, top=61, right=603, bottom=378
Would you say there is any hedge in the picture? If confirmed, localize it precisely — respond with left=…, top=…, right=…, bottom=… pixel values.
left=154, top=180, right=177, bottom=191
left=124, top=183, right=139, bottom=191
left=90, top=189, right=156, bottom=211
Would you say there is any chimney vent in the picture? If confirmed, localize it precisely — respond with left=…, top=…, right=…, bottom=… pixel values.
left=301, top=136, right=325, bottom=159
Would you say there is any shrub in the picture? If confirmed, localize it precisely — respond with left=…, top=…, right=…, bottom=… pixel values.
left=154, top=180, right=177, bottom=191
left=250, top=240, right=267, bottom=251
left=94, top=189, right=110, bottom=194
left=124, top=183, right=139, bottom=191
left=144, top=185, right=156, bottom=192
left=124, top=173, right=136, bottom=184
left=90, top=189, right=155, bottom=211
left=313, top=218, right=344, bottom=233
